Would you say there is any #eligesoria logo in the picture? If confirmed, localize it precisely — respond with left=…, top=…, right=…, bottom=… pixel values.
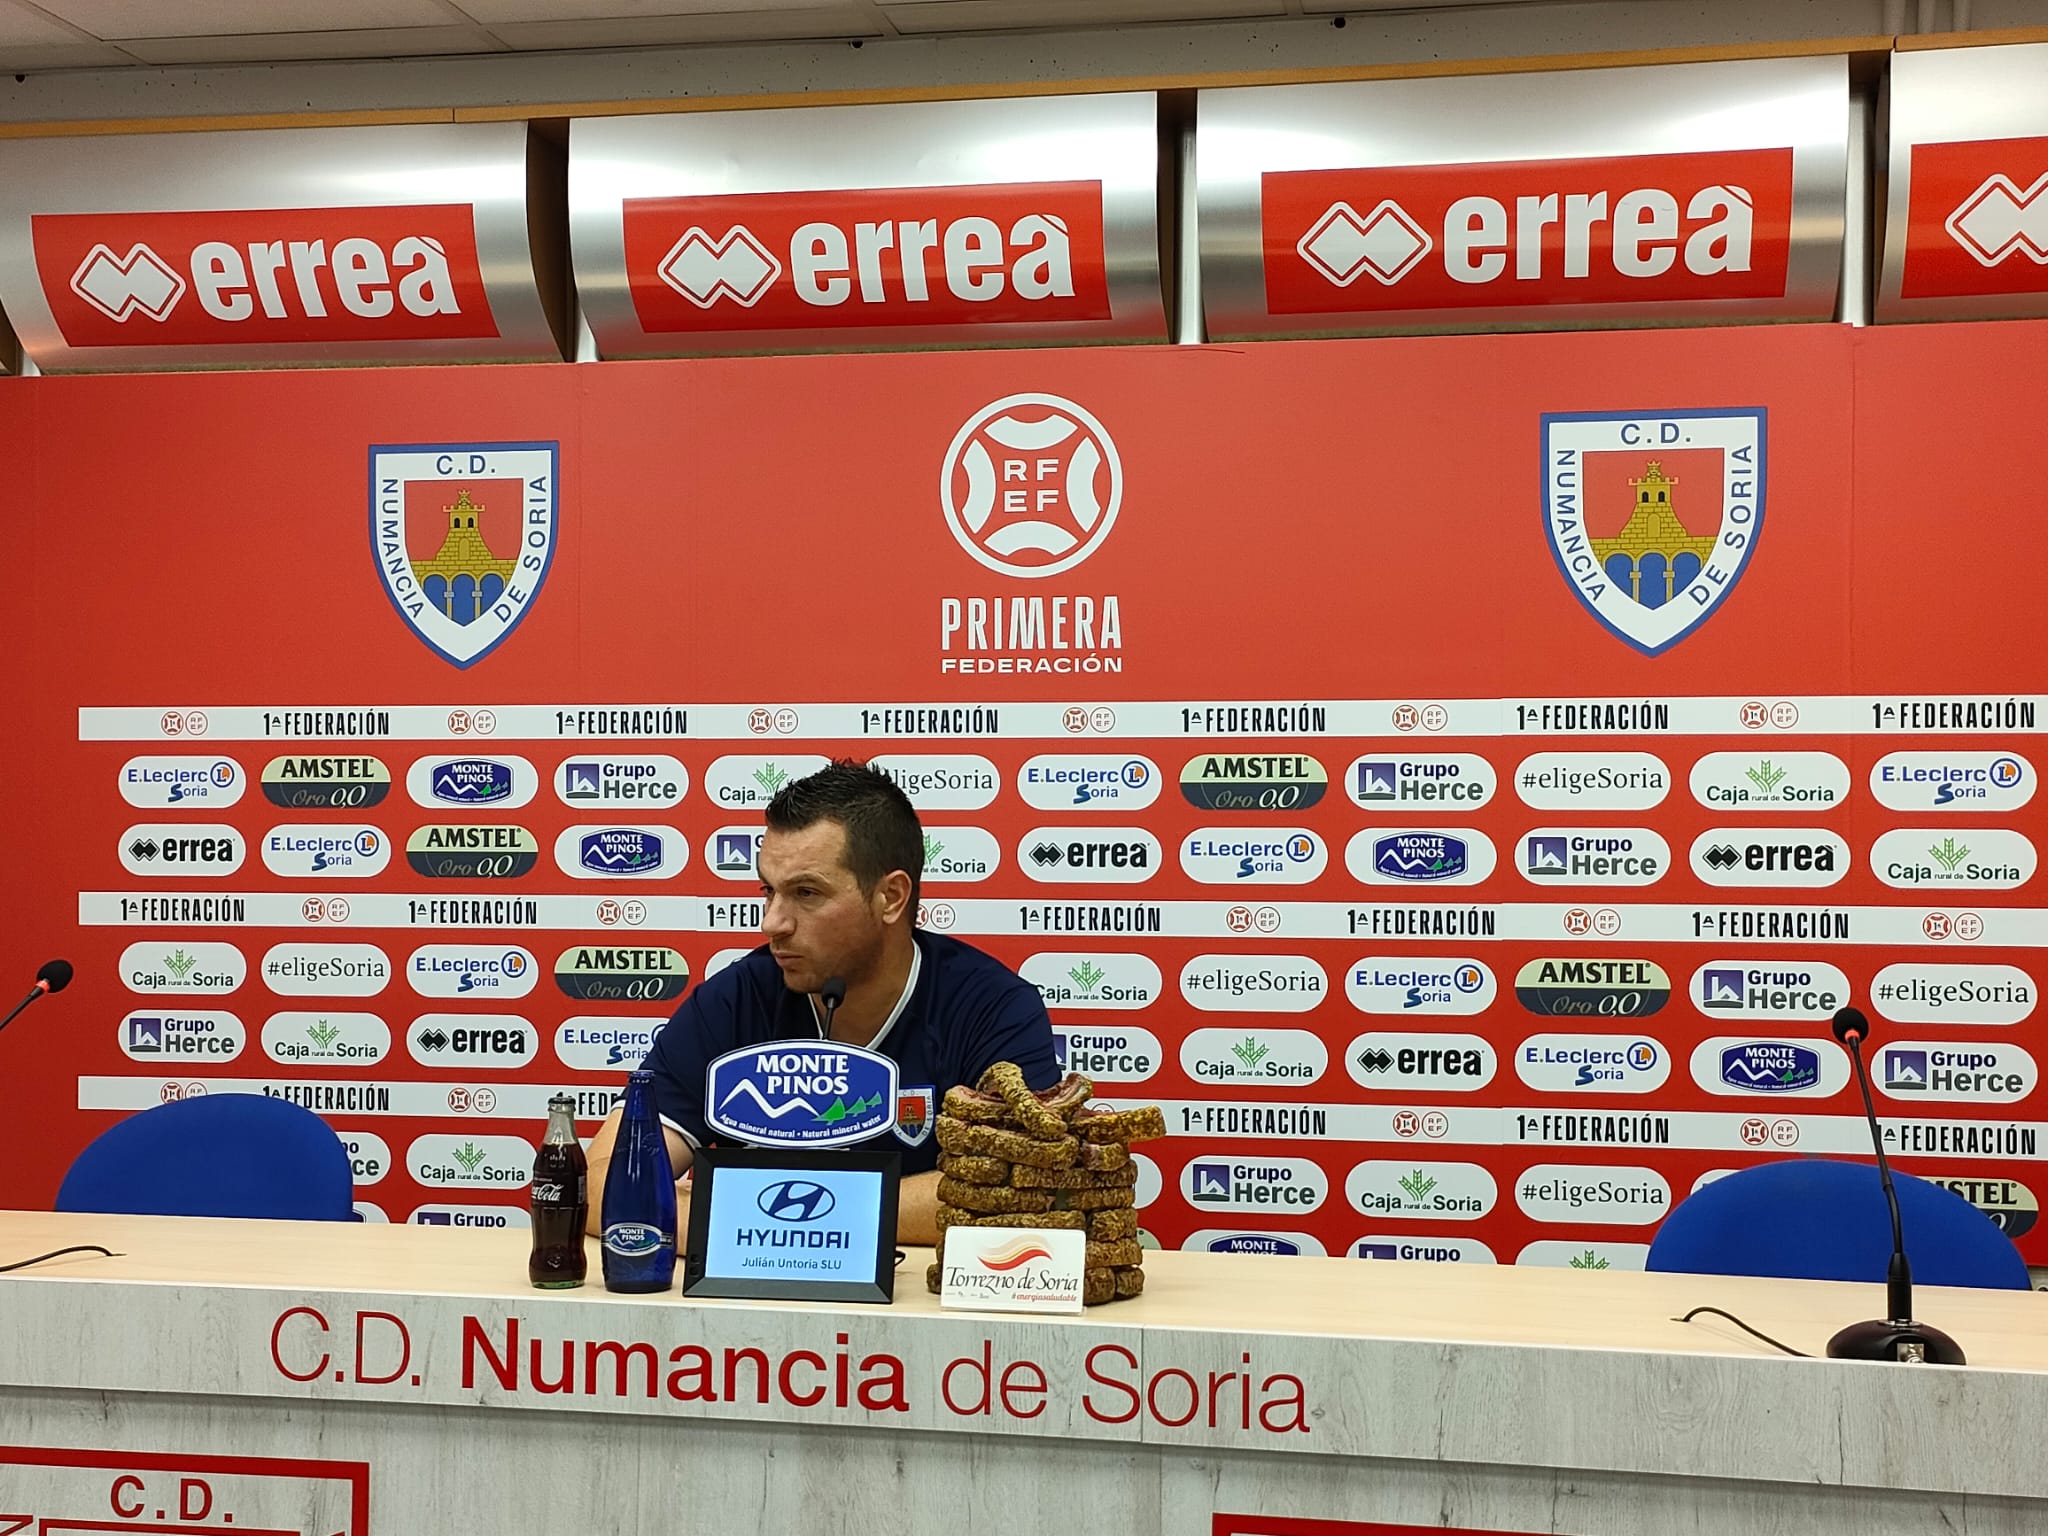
left=370, top=442, right=560, bottom=668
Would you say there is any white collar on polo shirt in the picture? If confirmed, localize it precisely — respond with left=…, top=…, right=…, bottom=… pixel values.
left=812, top=934, right=922, bottom=1053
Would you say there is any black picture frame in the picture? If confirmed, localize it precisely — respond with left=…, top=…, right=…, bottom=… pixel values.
left=682, top=1144, right=901, bottom=1304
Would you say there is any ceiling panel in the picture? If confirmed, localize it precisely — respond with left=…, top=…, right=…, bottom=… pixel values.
left=487, top=8, right=883, bottom=45
left=452, top=0, right=844, bottom=19
left=883, top=0, right=1285, bottom=30
left=118, top=24, right=504, bottom=65
left=29, top=0, right=453, bottom=41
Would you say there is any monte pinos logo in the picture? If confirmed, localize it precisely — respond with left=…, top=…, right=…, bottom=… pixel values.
left=1541, top=408, right=1765, bottom=656
left=370, top=442, right=559, bottom=668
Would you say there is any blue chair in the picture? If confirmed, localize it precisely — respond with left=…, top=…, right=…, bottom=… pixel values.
left=1647, top=1158, right=2029, bottom=1290
left=57, top=1094, right=357, bottom=1222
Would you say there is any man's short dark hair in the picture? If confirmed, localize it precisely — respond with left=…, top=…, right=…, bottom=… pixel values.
left=765, top=759, right=923, bottom=910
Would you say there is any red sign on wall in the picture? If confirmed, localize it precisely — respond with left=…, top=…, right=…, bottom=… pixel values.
left=31, top=204, right=499, bottom=347
left=1261, top=149, right=1795, bottom=314
left=621, top=181, right=1111, bottom=332
left=1902, top=136, right=2048, bottom=299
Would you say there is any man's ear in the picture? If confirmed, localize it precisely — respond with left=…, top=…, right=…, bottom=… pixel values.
left=872, top=869, right=915, bottom=926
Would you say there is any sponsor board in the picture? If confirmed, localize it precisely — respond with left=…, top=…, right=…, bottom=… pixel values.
left=705, top=1041, right=898, bottom=1147
left=1131, top=1153, right=1161, bottom=1209
left=1182, top=1154, right=1329, bottom=1213
left=354, top=1201, right=390, bottom=1221
left=1922, top=1174, right=2038, bottom=1238
left=1872, top=828, right=2036, bottom=890
left=707, top=825, right=764, bottom=881
left=1870, top=750, right=2033, bottom=812
left=407, top=943, right=537, bottom=998
left=1022, top=951, right=1161, bottom=1010
left=1689, top=1036, right=1849, bottom=1096
left=1051, top=1024, right=1162, bottom=1083
left=1690, top=959, right=1848, bottom=1020
left=258, top=754, right=392, bottom=809
left=118, top=1009, right=244, bottom=1061
left=260, top=943, right=390, bottom=997
left=1344, top=1160, right=1496, bottom=1221
left=1513, top=751, right=1672, bottom=810
left=1346, top=752, right=1495, bottom=811
left=1516, top=1240, right=1650, bottom=1270
left=1514, top=958, right=1671, bottom=1018
left=1018, top=827, right=1161, bottom=883
left=1345, top=828, right=1497, bottom=885
left=1179, top=753, right=1329, bottom=812
left=119, top=755, right=244, bottom=808
left=704, top=754, right=830, bottom=810
left=553, top=945, right=690, bottom=1003
left=1515, top=1164, right=1669, bottom=1224
left=1344, top=957, right=1494, bottom=1016
left=1183, top=1230, right=1328, bottom=1257
left=412, top=1203, right=531, bottom=1228
left=1179, top=954, right=1327, bottom=1013
left=119, top=823, right=244, bottom=876
left=553, top=824, right=687, bottom=879
left=554, top=754, right=689, bottom=808
left=1690, top=828, right=1848, bottom=887
left=406, top=754, right=539, bottom=809
left=1516, top=1033, right=1669, bottom=1093
left=870, top=753, right=1001, bottom=810
left=404, top=824, right=540, bottom=879
left=1346, top=1031, right=1497, bottom=1092
left=261, top=1011, right=391, bottom=1065
left=920, top=825, right=1002, bottom=883
left=408, top=1013, right=537, bottom=1069
left=1871, top=963, right=2036, bottom=1026
left=705, top=946, right=754, bottom=980
left=1517, top=827, right=1669, bottom=885
left=406, top=1133, right=534, bottom=1189
left=339, top=1130, right=391, bottom=1185
left=121, top=940, right=245, bottom=995
left=1688, top=751, right=1848, bottom=810
left=1180, top=828, right=1327, bottom=884
left=555, top=1016, right=664, bottom=1072
left=1180, top=1026, right=1329, bottom=1085
left=1017, top=754, right=1160, bottom=811
left=1349, top=1234, right=1496, bottom=1263
left=1878, top=1041, right=2037, bottom=1103
left=260, top=824, right=390, bottom=878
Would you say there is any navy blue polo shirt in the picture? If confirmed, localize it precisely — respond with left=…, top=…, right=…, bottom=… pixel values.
left=640, top=932, right=1059, bottom=1176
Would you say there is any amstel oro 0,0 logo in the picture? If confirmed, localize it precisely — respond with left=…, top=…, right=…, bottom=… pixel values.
left=1514, top=958, right=1671, bottom=1018
left=260, top=754, right=392, bottom=809
left=554, top=945, right=691, bottom=1003
left=406, top=824, right=541, bottom=878
left=1178, top=753, right=1328, bottom=812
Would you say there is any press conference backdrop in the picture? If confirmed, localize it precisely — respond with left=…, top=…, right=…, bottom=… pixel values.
left=2, top=318, right=2042, bottom=1268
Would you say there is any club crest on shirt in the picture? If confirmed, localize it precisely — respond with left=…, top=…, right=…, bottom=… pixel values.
left=894, top=1086, right=935, bottom=1147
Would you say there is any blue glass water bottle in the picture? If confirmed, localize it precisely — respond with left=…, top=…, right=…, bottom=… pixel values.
left=601, top=1070, right=677, bottom=1293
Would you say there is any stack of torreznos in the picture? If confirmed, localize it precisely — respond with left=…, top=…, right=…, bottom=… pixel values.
left=930, top=1062, right=1164, bottom=1305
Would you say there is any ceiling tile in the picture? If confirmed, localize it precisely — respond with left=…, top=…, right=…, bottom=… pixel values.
left=0, top=38, right=133, bottom=68
left=30, top=0, right=452, bottom=41
left=117, top=24, right=504, bottom=64
left=883, top=0, right=1283, bottom=28
left=454, top=0, right=839, bottom=20
left=0, top=0, right=92, bottom=43
left=487, top=8, right=883, bottom=46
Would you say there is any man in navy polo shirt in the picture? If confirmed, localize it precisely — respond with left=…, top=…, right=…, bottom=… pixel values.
left=583, top=759, right=1060, bottom=1245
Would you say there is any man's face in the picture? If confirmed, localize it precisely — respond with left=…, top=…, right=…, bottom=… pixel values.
left=757, top=819, right=887, bottom=994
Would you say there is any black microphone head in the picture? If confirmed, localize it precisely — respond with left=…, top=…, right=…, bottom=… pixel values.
left=819, top=976, right=846, bottom=1011
left=1831, top=1005, right=1868, bottom=1045
left=36, top=959, right=73, bottom=994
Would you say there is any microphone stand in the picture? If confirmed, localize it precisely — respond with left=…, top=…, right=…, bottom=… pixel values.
left=0, top=981, right=50, bottom=1041
left=1827, top=1029, right=1965, bottom=1365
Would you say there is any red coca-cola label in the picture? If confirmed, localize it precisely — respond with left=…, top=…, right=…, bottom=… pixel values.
left=1902, top=135, right=2048, bottom=299
left=1261, top=148, right=1795, bottom=314
left=620, top=181, right=1111, bottom=332
left=32, top=204, right=498, bottom=346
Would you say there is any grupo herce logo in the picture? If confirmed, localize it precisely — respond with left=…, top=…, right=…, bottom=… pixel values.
left=941, top=393, right=1121, bottom=578
left=369, top=442, right=559, bottom=669
left=1541, top=409, right=1765, bottom=656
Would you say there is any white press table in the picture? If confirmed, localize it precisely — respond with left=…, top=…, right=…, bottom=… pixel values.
left=0, top=1210, right=2043, bottom=1536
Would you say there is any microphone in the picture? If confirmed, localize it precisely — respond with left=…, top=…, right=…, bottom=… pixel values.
left=1826, top=1005, right=1964, bottom=1364
left=818, top=977, right=847, bottom=1038
left=0, top=959, right=74, bottom=1040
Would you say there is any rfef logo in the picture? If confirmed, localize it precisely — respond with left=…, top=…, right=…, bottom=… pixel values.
left=370, top=443, right=558, bottom=669
left=1903, top=138, right=2048, bottom=299
left=1542, top=410, right=1765, bottom=655
left=942, top=393, right=1121, bottom=578
left=705, top=1042, right=899, bottom=1148
left=1264, top=149, right=1794, bottom=314
left=621, top=181, right=1110, bottom=332
left=34, top=204, right=498, bottom=345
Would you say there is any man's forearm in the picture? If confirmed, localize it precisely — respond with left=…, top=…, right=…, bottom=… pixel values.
left=896, top=1169, right=942, bottom=1247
